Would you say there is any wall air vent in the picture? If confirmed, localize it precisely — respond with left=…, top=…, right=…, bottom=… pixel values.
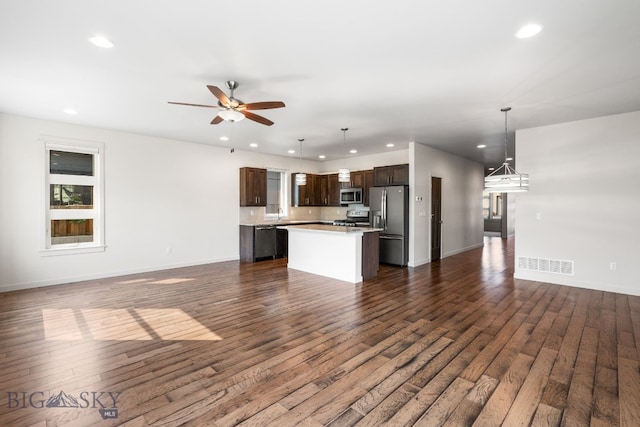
left=517, top=257, right=574, bottom=276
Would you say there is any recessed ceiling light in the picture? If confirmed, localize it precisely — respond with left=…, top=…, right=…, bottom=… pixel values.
left=506, top=157, right=513, bottom=161
left=219, top=136, right=229, bottom=141
left=349, top=149, right=357, bottom=154
left=318, top=155, right=326, bottom=159
left=477, top=144, right=487, bottom=149
left=515, top=23, right=543, bottom=39
left=386, top=143, right=395, bottom=148
left=89, top=35, right=114, bottom=48
left=249, top=143, right=258, bottom=148
left=63, top=108, right=78, bottom=115
left=288, top=149, right=295, bottom=154
left=488, top=167, right=495, bottom=171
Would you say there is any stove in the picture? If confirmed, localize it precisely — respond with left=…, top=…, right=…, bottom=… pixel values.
left=332, top=210, right=370, bottom=227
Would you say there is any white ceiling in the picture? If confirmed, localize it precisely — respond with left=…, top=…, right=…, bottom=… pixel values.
left=2, top=1, right=640, bottom=168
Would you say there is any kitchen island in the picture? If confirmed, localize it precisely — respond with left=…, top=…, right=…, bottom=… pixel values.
left=283, top=224, right=380, bottom=283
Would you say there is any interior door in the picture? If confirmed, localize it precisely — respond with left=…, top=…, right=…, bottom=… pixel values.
left=431, top=177, right=442, bottom=261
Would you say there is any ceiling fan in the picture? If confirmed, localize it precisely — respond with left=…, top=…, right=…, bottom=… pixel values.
left=168, top=80, right=285, bottom=126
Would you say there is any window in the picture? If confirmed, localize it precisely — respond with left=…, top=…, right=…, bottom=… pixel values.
left=265, top=170, right=287, bottom=217
left=43, top=139, right=105, bottom=255
left=483, top=191, right=502, bottom=220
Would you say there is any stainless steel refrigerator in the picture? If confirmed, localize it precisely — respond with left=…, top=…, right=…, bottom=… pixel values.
left=370, top=185, right=409, bottom=266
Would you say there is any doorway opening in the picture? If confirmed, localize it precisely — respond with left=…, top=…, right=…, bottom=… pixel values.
left=431, top=177, right=442, bottom=261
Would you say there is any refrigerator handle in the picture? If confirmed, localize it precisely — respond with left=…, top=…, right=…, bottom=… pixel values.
left=382, top=189, right=387, bottom=230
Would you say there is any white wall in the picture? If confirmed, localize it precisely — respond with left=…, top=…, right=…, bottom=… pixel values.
left=320, top=149, right=409, bottom=174
left=0, top=113, right=304, bottom=291
left=515, top=110, right=640, bottom=296
left=0, top=113, right=483, bottom=291
left=410, top=142, right=484, bottom=267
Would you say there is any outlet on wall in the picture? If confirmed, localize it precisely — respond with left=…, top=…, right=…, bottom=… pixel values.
left=610, top=261, right=617, bottom=271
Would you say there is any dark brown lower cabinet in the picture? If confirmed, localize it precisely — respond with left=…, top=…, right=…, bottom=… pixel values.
left=276, top=228, right=288, bottom=258
left=362, top=231, right=380, bottom=280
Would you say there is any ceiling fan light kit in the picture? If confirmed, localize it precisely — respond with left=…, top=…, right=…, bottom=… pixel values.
left=218, top=109, right=244, bottom=122
left=484, top=107, right=529, bottom=193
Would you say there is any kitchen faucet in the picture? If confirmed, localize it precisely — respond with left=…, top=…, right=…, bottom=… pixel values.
left=277, top=207, right=283, bottom=221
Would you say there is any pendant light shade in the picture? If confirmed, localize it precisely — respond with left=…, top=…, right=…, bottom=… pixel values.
left=338, top=168, right=350, bottom=182
left=484, top=107, right=529, bottom=193
left=338, top=128, right=351, bottom=183
left=295, top=173, right=307, bottom=185
left=296, top=138, right=306, bottom=186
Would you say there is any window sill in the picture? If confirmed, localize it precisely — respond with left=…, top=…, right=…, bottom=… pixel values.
left=40, top=245, right=106, bottom=257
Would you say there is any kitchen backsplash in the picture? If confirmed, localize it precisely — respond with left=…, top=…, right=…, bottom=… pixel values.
left=239, top=206, right=349, bottom=224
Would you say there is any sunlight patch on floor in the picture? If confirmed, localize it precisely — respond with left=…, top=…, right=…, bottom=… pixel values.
left=116, top=278, right=152, bottom=284
left=42, top=308, right=222, bottom=341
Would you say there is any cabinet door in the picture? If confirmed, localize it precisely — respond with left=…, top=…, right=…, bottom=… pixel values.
left=291, top=173, right=303, bottom=206
left=373, top=166, right=391, bottom=186
left=291, top=173, right=315, bottom=206
left=390, top=164, right=409, bottom=185
left=315, top=174, right=328, bottom=205
left=304, top=173, right=315, bottom=205
left=239, top=167, right=267, bottom=206
left=254, top=168, right=267, bottom=205
left=350, top=171, right=364, bottom=188
left=363, top=169, right=374, bottom=206
left=373, top=164, right=409, bottom=186
left=327, top=173, right=341, bottom=206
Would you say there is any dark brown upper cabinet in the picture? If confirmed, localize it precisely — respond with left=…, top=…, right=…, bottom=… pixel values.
left=239, top=167, right=267, bottom=206
left=373, top=164, right=409, bottom=186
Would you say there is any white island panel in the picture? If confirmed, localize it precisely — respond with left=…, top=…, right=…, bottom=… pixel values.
left=286, top=226, right=364, bottom=283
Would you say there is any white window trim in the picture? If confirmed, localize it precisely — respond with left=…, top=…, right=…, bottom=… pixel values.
left=41, top=136, right=106, bottom=256
left=263, top=168, right=289, bottom=219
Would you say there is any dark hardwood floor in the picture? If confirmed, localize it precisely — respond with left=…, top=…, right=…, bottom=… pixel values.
left=1, top=236, right=639, bottom=426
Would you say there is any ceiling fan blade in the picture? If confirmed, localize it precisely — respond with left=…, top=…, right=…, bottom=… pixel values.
left=210, top=115, right=224, bottom=125
left=238, top=101, right=286, bottom=111
left=207, top=85, right=231, bottom=107
left=168, top=101, right=218, bottom=108
left=243, top=111, right=274, bottom=126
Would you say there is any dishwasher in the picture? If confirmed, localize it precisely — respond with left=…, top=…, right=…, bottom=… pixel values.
left=254, top=225, right=277, bottom=259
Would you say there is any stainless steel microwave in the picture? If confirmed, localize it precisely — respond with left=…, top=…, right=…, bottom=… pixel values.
left=340, top=188, right=363, bottom=205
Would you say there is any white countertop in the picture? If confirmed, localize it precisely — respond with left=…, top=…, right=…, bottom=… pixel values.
left=239, top=220, right=333, bottom=227
left=283, top=224, right=381, bottom=234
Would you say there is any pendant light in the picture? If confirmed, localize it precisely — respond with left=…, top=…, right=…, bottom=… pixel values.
left=338, top=128, right=351, bottom=183
left=295, top=138, right=306, bottom=186
left=484, top=107, right=529, bottom=193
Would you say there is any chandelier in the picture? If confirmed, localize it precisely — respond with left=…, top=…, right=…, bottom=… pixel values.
left=484, top=107, right=529, bottom=193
